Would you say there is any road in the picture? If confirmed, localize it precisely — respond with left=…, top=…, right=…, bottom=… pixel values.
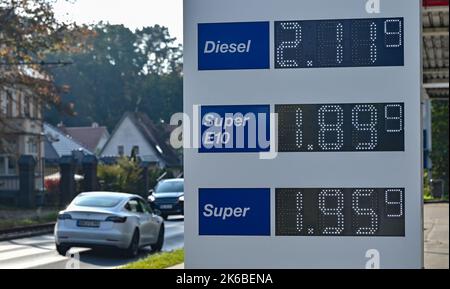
left=0, top=216, right=184, bottom=269
left=424, top=203, right=449, bottom=269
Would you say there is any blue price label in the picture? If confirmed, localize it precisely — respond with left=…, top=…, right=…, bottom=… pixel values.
left=200, top=105, right=271, bottom=153
left=198, top=22, right=270, bottom=70
left=199, top=188, right=271, bottom=236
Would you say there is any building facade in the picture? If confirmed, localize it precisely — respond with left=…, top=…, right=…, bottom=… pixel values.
left=100, top=112, right=181, bottom=168
left=0, top=85, right=44, bottom=195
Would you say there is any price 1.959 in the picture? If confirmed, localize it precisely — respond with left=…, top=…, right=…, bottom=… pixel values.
left=276, top=188, right=405, bottom=237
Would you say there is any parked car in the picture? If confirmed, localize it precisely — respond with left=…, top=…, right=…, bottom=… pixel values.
left=148, top=178, right=184, bottom=219
left=55, top=192, right=164, bottom=257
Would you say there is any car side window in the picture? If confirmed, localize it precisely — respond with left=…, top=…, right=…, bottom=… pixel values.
left=135, top=199, right=144, bottom=213
left=126, top=199, right=142, bottom=213
left=139, top=199, right=152, bottom=214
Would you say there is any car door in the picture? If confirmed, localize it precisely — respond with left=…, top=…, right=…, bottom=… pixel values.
left=126, top=198, right=151, bottom=245
left=139, top=199, right=161, bottom=244
left=136, top=199, right=155, bottom=244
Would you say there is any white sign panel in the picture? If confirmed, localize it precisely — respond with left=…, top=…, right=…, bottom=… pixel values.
left=184, top=0, right=423, bottom=269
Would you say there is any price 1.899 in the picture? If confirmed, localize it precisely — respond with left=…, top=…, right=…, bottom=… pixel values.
left=276, top=103, right=404, bottom=152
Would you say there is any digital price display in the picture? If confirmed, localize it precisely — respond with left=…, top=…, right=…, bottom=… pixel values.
left=276, top=188, right=405, bottom=236
left=275, top=18, right=404, bottom=68
left=276, top=103, right=405, bottom=152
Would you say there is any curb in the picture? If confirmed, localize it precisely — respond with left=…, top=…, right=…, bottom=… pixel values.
left=424, top=200, right=449, bottom=204
left=167, top=263, right=185, bottom=269
left=0, top=223, right=55, bottom=242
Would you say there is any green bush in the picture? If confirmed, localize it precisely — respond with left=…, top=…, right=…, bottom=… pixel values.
left=0, top=211, right=59, bottom=230
left=98, top=157, right=144, bottom=195
left=424, top=171, right=432, bottom=200
left=431, top=100, right=449, bottom=198
left=97, top=157, right=169, bottom=197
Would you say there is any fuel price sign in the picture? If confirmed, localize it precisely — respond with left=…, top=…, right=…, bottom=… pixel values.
left=184, top=0, right=423, bottom=269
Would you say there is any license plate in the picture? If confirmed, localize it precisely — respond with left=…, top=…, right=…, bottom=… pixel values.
left=160, top=204, right=173, bottom=209
left=77, top=220, right=100, bottom=228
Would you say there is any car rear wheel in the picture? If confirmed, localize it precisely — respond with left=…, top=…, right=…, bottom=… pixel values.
left=152, top=224, right=164, bottom=252
left=126, top=230, right=140, bottom=258
left=56, top=244, right=70, bottom=256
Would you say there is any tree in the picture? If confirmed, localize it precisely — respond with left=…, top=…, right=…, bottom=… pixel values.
left=46, top=24, right=140, bottom=127
left=431, top=100, right=449, bottom=197
left=135, top=25, right=182, bottom=75
left=45, top=23, right=183, bottom=130
left=0, top=0, right=91, bottom=151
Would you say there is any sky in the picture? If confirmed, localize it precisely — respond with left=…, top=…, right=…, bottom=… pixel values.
left=54, top=0, right=183, bottom=43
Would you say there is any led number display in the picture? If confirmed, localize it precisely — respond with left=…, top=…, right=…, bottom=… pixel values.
left=276, top=103, right=404, bottom=152
left=275, top=18, right=404, bottom=68
left=276, top=188, right=405, bottom=236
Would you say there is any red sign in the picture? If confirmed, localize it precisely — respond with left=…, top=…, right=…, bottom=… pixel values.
left=423, top=0, right=449, bottom=7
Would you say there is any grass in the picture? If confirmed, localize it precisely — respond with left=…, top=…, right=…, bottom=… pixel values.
left=0, top=212, right=58, bottom=231
left=120, top=249, right=184, bottom=269
left=424, top=196, right=449, bottom=202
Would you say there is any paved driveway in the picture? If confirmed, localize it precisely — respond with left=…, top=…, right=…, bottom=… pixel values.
left=424, top=203, right=449, bottom=269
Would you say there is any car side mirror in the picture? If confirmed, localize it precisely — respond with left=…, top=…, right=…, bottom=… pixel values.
left=148, top=189, right=154, bottom=196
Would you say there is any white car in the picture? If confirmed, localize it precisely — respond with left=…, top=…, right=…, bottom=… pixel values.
left=55, top=192, right=164, bottom=257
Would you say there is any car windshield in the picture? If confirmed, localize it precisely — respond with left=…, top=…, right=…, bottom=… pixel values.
left=155, top=180, right=184, bottom=193
left=74, top=195, right=123, bottom=208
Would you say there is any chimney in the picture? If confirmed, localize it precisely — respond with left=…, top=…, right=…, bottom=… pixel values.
left=92, top=122, right=99, bottom=128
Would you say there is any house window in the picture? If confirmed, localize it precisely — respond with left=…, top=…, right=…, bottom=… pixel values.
left=33, top=97, right=39, bottom=119
left=0, top=157, right=5, bottom=175
left=0, top=156, right=17, bottom=176
left=0, top=91, right=5, bottom=115
left=27, top=137, right=38, bottom=155
left=7, top=156, right=17, bottom=175
left=118, top=145, right=124, bottom=156
left=18, top=92, right=24, bottom=117
left=24, top=95, right=31, bottom=117
left=6, top=91, right=13, bottom=117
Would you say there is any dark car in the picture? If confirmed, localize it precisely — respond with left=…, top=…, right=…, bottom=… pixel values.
left=148, top=178, right=184, bottom=219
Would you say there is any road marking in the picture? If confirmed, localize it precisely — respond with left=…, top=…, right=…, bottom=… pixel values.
left=0, top=221, right=184, bottom=269
left=0, top=247, right=90, bottom=269
left=0, top=240, right=54, bottom=253
left=0, top=244, right=56, bottom=262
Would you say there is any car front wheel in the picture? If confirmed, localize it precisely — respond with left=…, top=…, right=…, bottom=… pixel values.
left=152, top=224, right=164, bottom=252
